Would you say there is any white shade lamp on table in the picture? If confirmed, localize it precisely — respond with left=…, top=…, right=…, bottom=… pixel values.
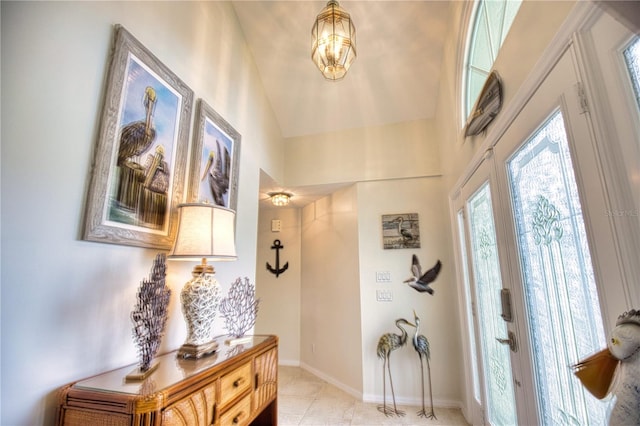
left=168, top=203, right=237, bottom=359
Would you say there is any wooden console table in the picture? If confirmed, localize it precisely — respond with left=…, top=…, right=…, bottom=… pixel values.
left=56, top=335, right=278, bottom=426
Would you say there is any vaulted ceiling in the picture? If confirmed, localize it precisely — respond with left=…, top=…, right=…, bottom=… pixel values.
left=232, top=1, right=454, bottom=138
left=231, top=1, right=457, bottom=207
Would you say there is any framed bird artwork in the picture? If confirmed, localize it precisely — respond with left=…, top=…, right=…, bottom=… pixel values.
left=188, top=99, right=241, bottom=211
left=381, top=213, right=421, bottom=249
left=83, top=25, right=193, bottom=249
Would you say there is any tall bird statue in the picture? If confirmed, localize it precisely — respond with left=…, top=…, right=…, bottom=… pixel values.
left=404, top=254, right=442, bottom=294
left=200, top=140, right=231, bottom=206
left=411, top=310, right=437, bottom=419
left=573, top=309, right=640, bottom=425
left=118, top=86, right=157, bottom=167
left=377, top=318, right=415, bottom=417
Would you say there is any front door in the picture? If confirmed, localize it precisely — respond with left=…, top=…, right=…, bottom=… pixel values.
left=455, top=43, right=628, bottom=424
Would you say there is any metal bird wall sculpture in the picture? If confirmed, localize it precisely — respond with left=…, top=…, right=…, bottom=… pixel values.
left=201, top=139, right=231, bottom=206
left=376, top=318, right=415, bottom=417
left=404, top=254, right=442, bottom=294
left=411, top=310, right=437, bottom=419
left=573, top=309, right=640, bottom=425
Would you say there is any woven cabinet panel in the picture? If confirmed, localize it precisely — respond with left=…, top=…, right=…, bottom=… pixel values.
left=62, top=408, right=130, bottom=426
left=162, top=384, right=215, bottom=426
left=253, top=347, right=277, bottom=413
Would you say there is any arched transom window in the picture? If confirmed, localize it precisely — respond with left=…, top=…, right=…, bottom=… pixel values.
left=464, top=0, right=522, bottom=121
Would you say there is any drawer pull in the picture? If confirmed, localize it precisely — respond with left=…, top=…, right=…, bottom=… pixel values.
left=233, top=377, right=245, bottom=387
left=232, top=411, right=246, bottom=424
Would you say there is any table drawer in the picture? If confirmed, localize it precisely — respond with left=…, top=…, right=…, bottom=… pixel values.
left=218, top=394, right=251, bottom=426
left=219, top=362, right=252, bottom=409
left=162, top=383, right=216, bottom=426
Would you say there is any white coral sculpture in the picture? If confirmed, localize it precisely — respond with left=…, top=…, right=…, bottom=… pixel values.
left=219, top=277, right=260, bottom=338
left=131, top=253, right=171, bottom=371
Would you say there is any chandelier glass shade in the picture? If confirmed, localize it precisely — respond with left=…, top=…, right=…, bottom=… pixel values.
left=270, top=192, right=291, bottom=207
left=311, top=0, right=357, bottom=81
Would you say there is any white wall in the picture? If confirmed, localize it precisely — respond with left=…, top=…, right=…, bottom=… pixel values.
left=436, top=0, right=577, bottom=193
left=300, top=186, right=364, bottom=395
left=357, top=177, right=461, bottom=406
left=255, top=206, right=301, bottom=365
left=285, top=117, right=457, bottom=404
left=1, top=2, right=283, bottom=424
left=285, top=119, right=441, bottom=186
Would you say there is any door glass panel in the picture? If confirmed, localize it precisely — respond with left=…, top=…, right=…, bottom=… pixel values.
left=506, top=110, right=609, bottom=425
left=467, top=183, right=517, bottom=426
left=457, top=210, right=481, bottom=402
left=623, top=36, right=640, bottom=111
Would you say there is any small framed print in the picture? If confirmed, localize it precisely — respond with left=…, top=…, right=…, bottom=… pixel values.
left=382, top=213, right=421, bottom=249
left=188, top=99, right=241, bottom=211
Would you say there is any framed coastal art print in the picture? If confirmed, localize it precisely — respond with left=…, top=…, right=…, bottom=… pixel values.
left=83, top=25, right=193, bottom=249
left=382, top=213, right=421, bottom=249
left=188, top=99, right=241, bottom=210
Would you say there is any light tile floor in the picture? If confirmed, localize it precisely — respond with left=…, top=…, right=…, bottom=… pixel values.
left=278, top=366, right=470, bottom=426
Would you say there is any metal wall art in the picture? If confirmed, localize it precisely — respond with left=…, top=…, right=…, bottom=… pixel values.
left=127, top=253, right=171, bottom=381
left=219, top=277, right=260, bottom=339
left=465, top=70, right=503, bottom=136
left=266, top=239, right=289, bottom=277
left=403, top=254, right=442, bottom=294
left=381, top=213, right=421, bottom=249
left=188, top=99, right=241, bottom=211
left=83, top=25, right=193, bottom=249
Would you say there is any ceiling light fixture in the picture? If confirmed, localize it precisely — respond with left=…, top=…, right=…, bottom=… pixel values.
left=311, top=0, right=357, bottom=81
left=270, top=192, right=292, bottom=207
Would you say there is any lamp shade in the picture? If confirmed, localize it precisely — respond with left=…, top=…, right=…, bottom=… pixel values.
left=311, top=0, right=356, bottom=81
left=168, top=203, right=237, bottom=261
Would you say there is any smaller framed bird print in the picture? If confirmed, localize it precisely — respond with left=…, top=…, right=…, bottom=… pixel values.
left=187, top=99, right=241, bottom=211
left=381, top=213, right=421, bottom=249
left=83, top=25, right=193, bottom=249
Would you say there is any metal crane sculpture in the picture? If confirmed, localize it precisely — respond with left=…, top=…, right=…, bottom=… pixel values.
left=200, top=139, right=231, bottom=206
left=411, top=310, right=437, bottom=419
left=376, top=318, right=415, bottom=417
left=404, top=254, right=442, bottom=294
left=118, top=86, right=157, bottom=167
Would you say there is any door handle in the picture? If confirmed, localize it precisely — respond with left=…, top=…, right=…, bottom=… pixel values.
left=496, top=330, right=518, bottom=352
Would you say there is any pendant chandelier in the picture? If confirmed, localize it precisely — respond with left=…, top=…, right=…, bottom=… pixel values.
left=311, top=0, right=357, bottom=81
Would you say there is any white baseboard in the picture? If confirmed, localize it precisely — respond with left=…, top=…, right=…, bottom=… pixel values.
left=278, top=359, right=300, bottom=367
left=362, top=392, right=464, bottom=410
left=298, top=361, right=363, bottom=400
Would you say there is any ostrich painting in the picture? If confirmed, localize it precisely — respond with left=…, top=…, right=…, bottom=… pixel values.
left=376, top=318, right=415, bottom=416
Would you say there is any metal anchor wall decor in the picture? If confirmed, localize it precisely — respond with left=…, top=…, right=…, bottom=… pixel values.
left=266, top=239, right=289, bottom=277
